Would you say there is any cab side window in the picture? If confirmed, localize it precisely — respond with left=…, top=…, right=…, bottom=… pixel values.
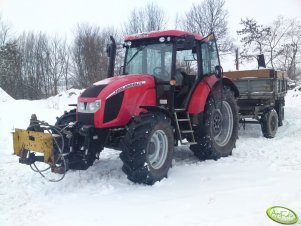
left=176, top=49, right=197, bottom=75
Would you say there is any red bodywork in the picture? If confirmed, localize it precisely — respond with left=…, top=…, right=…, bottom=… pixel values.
left=78, top=75, right=156, bottom=128
left=78, top=73, right=225, bottom=128
left=187, top=75, right=218, bottom=114
left=77, top=30, right=237, bottom=129
left=125, top=30, right=205, bottom=41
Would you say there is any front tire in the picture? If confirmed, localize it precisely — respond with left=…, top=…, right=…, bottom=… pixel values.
left=190, top=86, right=239, bottom=160
left=120, top=113, right=174, bottom=185
left=55, top=109, right=76, bottom=128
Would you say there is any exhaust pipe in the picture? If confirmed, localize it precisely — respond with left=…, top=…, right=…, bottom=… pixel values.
left=107, top=36, right=116, bottom=78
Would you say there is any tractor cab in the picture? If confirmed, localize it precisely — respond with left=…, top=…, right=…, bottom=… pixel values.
left=122, top=30, right=221, bottom=110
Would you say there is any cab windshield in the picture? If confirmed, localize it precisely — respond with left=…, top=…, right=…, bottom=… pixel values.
left=124, top=43, right=173, bottom=81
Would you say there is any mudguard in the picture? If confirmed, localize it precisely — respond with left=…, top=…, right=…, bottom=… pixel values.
left=187, top=75, right=239, bottom=114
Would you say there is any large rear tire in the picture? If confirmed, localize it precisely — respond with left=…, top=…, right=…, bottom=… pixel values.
left=190, top=86, right=239, bottom=160
left=120, top=112, right=174, bottom=185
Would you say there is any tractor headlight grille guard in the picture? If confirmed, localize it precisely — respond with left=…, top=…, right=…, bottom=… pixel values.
left=77, top=100, right=101, bottom=113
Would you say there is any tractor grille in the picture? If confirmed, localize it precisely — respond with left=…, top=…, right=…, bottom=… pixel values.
left=78, top=113, right=94, bottom=125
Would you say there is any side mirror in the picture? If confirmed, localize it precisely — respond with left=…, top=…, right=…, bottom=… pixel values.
left=215, top=65, right=223, bottom=79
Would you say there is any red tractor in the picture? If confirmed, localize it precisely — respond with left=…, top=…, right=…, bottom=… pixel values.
left=13, top=30, right=239, bottom=184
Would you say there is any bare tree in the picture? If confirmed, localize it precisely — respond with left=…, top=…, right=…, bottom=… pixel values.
left=123, top=3, right=167, bottom=34
left=0, top=15, right=10, bottom=46
left=237, top=17, right=301, bottom=79
left=264, top=16, right=294, bottom=68
left=46, top=37, right=69, bottom=95
left=276, top=20, right=301, bottom=79
left=71, top=24, right=110, bottom=88
left=181, top=0, right=233, bottom=54
left=16, top=32, right=70, bottom=99
left=237, top=18, right=271, bottom=61
left=18, top=32, right=48, bottom=99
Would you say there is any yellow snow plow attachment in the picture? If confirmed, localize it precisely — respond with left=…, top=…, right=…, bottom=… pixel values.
left=13, top=128, right=53, bottom=163
left=12, top=116, right=68, bottom=182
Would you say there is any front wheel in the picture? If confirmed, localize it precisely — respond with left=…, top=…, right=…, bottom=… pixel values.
left=55, top=109, right=76, bottom=128
left=120, top=113, right=174, bottom=185
left=190, top=86, right=239, bottom=160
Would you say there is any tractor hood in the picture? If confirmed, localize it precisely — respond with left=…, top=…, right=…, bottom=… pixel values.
left=78, top=74, right=155, bottom=101
left=77, top=74, right=156, bottom=128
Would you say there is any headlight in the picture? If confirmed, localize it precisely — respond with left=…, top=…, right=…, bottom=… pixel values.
left=78, top=102, right=85, bottom=112
left=78, top=100, right=101, bottom=113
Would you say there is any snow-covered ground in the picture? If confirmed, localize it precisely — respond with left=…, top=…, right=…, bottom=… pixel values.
left=1, top=86, right=301, bottom=226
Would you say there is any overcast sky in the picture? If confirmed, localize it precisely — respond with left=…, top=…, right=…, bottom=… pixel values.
left=1, top=0, right=300, bottom=40
left=0, top=0, right=300, bottom=70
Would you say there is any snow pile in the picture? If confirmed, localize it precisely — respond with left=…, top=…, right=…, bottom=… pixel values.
left=46, top=88, right=82, bottom=110
left=285, top=85, right=301, bottom=113
left=0, top=88, right=301, bottom=226
left=288, top=85, right=301, bottom=98
left=0, top=87, right=14, bottom=102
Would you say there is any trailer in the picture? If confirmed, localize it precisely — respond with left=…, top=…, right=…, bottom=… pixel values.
left=224, top=69, right=288, bottom=138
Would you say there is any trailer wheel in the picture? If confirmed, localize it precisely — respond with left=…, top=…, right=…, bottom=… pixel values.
left=190, top=86, right=239, bottom=160
left=276, top=101, right=284, bottom=127
left=261, top=108, right=278, bottom=138
left=120, top=113, right=174, bottom=185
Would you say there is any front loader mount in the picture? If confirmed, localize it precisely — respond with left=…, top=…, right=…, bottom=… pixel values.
left=13, top=115, right=70, bottom=182
left=13, top=112, right=108, bottom=182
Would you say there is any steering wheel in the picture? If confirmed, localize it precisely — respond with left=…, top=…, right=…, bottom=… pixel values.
left=153, top=67, right=170, bottom=80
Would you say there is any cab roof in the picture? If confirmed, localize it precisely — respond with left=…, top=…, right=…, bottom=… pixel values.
left=125, top=30, right=205, bottom=42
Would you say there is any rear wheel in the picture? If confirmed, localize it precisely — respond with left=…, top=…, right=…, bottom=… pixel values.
left=261, top=108, right=278, bottom=138
left=190, top=86, right=239, bottom=160
left=120, top=112, right=174, bottom=185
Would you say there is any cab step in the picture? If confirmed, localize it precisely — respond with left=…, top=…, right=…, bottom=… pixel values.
left=173, top=110, right=197, bottom=145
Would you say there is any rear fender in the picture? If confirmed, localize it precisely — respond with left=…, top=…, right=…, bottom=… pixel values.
left=187, top=76, right=239, bottom=114
left=187, top=75, right=218, bottom=114
left=221, top=77, right=239, bottom=97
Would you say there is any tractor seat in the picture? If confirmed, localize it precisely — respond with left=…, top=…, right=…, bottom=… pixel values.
left=175, top=70, right=196, bottom=107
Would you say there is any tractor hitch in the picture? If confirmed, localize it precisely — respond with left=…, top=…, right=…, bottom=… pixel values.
left=18, top=151, right=44, bottom=165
